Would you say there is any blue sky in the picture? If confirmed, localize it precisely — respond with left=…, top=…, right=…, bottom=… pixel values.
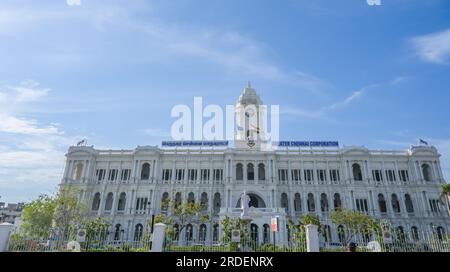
left=0, top=0, right=450, bottom=203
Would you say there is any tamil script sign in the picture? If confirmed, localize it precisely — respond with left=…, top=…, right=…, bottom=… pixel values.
left=271, top=217, right=279, bottom=232
left=162, top=141, right=229, bottom=147
left=277, top=141, right=339, bottom=147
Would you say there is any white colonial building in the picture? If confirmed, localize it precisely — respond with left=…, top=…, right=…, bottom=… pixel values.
left=60, top=84, right=449, bottom=246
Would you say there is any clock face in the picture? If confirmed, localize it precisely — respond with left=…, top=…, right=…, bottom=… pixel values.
left=245, top=108, right=255, bottom=118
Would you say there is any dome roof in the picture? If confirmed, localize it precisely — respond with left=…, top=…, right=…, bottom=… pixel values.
left=237, top=82, right=263, bottom=106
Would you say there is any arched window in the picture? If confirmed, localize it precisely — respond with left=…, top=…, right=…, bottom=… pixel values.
left=263, top=224, right=270, bottom=244
left=105, top=192, right=114, bottom=211
left=294, top=193, right=301, bottom=212
left=236, top=163, right=243, bottom=180
left=352, top=163, right=363, bottom=181
left=391, top=194, right=400, bottom=213
left=422, top=164, right=432, bottom=182
left=396, top=226, right=405, bottom=241
left=250, top=224, right=259, bottom=245
left=92, top=193, right=101, bottom=211
left=404, top=194, right=414, bottom=213
left=114, top=224, right=122, bottom=241
left=141, top=163, right=150, bottom=180
left=307, top=193, right=315, bottom=212
left=199, top=224, right=207, bottom=243
left=213, top=224, right=219, bottom=243
left=258, top=163, right=266, bottom=180
left=247, top=163, right=255, bottom=180
left=378, top=194, right=387, bottom=213
left=322, top=225, right=332, bottom=243
left=117, top=192, right=126, bottom=211
left=337, top=225, right=345, bottom=243
left=320, top=193, right=329, bottom=212
left=411, top=226, right=419, bottom=240
left=436, top=226, right=446, bottom=241
left=188, top=192, right=195, bottom=204
left=213, top=193, right=221, bottom=214
left=281, top=193, right=289, bottom=212
left=134, top=224, right=143, bottom=241
left=200, top=192, right=208, bottom=210
left=334, top=193, right=342, bottom=210
left=161, top=192, right=169, bottom=211
left=186, top=224, right=193, bottom=243
left=174, top=192, right=182, bottom=208
left=73, top=162, right=83, bottom=180
left=173, top=224, right=180, bottom=241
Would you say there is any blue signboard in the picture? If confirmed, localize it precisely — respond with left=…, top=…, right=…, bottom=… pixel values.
left=162, top=141, right=229, bottom=147
left=277, top=141, right=339, bottom=147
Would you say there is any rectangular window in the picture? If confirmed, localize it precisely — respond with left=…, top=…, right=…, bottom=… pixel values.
left=108, top=169, right=118, bottom=181
left=329, top=169, right=340, bottom=182
left=304, top=169, right=314, bottom=181
left=291, top=169, right=301, bottom=181
left=429, top=199, right=440, bottom=213
left=398, top=170, right=409, bottom=182
left=356, top=199, right=368, bottom=213
left=136, top=197, right=148, bottom=211
left=162, top=169, right=172, bottom=181
left=176, top=169, right=184, bottom=181
left=96, top=169, right=106, bottom=181
left=213, top=169, right=223, bottom=181
left=278, top=169, right=288, bottom=181
left=317, top=169, right=326, bottom=182
left=385, top=170, right=396, bottom=182
left=188, top=169, right=197, bottom=181
left=201, top=169, right=210, bottom=181
left=372, top=170, right=383, bottom=182
left=120, top=169, right=131, bottom=181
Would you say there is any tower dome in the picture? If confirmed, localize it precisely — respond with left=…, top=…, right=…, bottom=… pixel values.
left=237, top=82, right=263, bottom=106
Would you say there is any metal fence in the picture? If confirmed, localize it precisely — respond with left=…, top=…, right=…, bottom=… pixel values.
left=163, top=235, right=308, bottom=252
left=319, top=228, right=450, bottom=252
left=7, top=229, right=152, bottom=252
left=6, top=226, right=449, bottom=252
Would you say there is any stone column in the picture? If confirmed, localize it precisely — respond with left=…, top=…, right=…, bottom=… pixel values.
left=305, top=224, right=319, bottom=252
left=0, top=223, right=14, bottom=252
left=151, top=223, right=167, bottom=252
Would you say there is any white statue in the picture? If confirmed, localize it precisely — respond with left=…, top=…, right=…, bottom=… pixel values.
left=241, top=191, right=251, bottom=217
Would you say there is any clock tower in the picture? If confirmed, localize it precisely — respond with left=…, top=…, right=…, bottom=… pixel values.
left=235, top=82, right=267, bottom=149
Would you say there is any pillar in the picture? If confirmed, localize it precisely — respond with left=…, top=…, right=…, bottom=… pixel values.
left=151, top=223, right=167, bottom=252
left=305, top=224, right=319, bottom=252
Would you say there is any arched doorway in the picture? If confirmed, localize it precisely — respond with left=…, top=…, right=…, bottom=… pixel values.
left=236, top=193, right=266, bottom=208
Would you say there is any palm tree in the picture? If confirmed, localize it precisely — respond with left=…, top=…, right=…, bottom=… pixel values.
left=440, top=184, right=450, bottom=216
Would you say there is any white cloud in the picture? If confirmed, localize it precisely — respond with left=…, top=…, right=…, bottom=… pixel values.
left=328, top=90, right=363, bottom=110
left=412, top=28, right=450, bottom=65
left=0, top=114, right=62, bottom=135
left=282, top=84, right=372, bottom=118
left=0, top=81, right=82, bottom=203
left=0, top=3, right=331, bottom=94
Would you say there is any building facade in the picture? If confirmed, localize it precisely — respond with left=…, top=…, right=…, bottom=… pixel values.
left=0, top=203, right=23, bottom=225
left=60, top=85, right=449, bottom=246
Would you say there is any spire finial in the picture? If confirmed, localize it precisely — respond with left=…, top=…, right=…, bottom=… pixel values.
left=247, top=81, right=251, bottom=88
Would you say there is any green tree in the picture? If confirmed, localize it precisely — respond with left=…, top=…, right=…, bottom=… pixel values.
left=220, top=216, right=251, bottom=244
left=440, top=184, right=450, bottom=214
left=155, top=199, right=205, bottom=244
left=83, top=217, right=111, bottom=248
left=299, top=214, right=321, bottom=227
left=330, top=209, right=378, bottom=246
left=53, top=186, right=88, bottom=234
left=288, top=214, right=322, bottom=245
left=21, top=195, right=57, bottom=237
